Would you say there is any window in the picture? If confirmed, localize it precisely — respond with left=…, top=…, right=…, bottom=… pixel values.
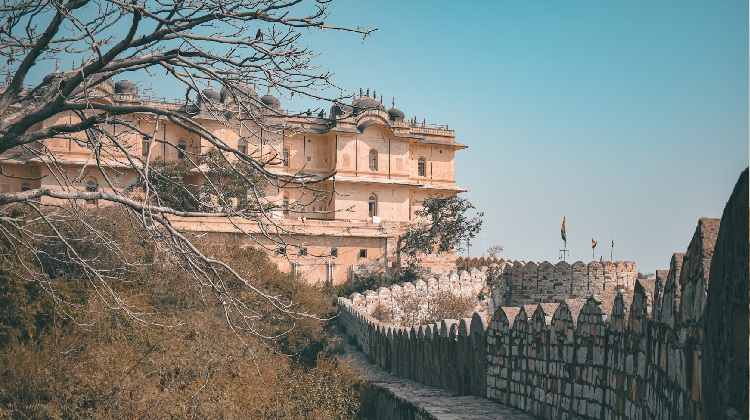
left=299, top=247, right=308, bottom=256
left=358, top=249, right=367, bottom=259
left=85, top=179, right=98, bottom=205
left=20, top=182, right=30, bottom=192
left=141, top=136, right=150, bottom=157
left=238, top=140, right=247, bottom=155
left=330, top=248, right=338, bottom=257
left=369, top=150, right=378, bottom=171
left=368, top=194, right=377, bottom=217
left=417, top=157, right=426, bottom=177
left=282, top=147, right=289, bottom=167
left=282, top=194, right=289, bottom=215
left=277, top=247, right=286, bottom=256
left=178, top=139, right=187, bottom=159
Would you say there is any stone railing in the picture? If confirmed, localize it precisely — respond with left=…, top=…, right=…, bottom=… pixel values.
left=338, top=169, right=748, bottom=420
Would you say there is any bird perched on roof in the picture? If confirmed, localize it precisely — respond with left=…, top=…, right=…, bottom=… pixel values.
left=255, top=29, right=264, bottom=40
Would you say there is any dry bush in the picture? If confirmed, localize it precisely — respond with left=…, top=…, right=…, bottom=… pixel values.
left=376, top=291, right=477, bottom=328
left=370, top=303, right=393, bottom=324
left=0, top=209, right=361, bottom=418
left=423, top=291, right=477, bottom=325
left=392, top=293, right=423, bottom=327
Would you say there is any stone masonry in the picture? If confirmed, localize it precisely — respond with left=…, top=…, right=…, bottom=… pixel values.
left=339, top=170, right=748, bottom=420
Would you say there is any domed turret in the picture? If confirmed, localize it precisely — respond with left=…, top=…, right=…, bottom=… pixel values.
left=199, top=88, right=221, bottom=104
left=114, top=79, right=138, bottom=95
left=387, top=98, right=405, bottom=122
left=353, top=96, right=385, bottom=112
left=220, top=84, right=259, bottom=105
left=260, top=89, right=281, bottom=110
left=330, top=102, right=354, bottom=118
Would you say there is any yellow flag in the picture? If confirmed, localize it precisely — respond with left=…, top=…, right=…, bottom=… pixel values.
left=592, top=238, right=597, bottom=249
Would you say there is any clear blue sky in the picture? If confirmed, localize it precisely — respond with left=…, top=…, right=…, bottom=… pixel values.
left=296, top=0, right=747, bottom=273
left=29, top=0, right=748, bottom=273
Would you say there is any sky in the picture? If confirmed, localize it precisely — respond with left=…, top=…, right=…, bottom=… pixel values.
left=295, top=0, right=747, bottom=273
left=24, top=0, right=748, bottom=274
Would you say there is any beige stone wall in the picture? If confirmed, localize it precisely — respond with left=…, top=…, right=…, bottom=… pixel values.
left=339, top=171, right=748, bottom=420
left=3, top=91, right=465, bottom=285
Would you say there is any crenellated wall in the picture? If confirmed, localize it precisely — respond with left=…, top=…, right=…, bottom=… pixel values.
left=350, top=259, right=637, bottom=327
left=487, top=259, right=637, bottom=308
left=347, top=269, right=487, bottom=327
left=338, top=170, right=748, bottom=420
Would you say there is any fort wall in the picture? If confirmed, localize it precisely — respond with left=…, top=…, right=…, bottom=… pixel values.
left=350, top=259, right=637, bottom=324
left=347, top=269, right=487, bottom=327
left=465, top=257, right=637, bottom=308
left=338, top=170, right=748, bottom=420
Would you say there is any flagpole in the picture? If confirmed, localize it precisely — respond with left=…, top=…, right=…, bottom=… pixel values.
left=610, top=240, right=613, bottom=262
left=560, top=217, right=568, bottom=262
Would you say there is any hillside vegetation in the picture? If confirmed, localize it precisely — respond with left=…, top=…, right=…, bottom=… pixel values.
left=0, top=208, right=361, bottom=419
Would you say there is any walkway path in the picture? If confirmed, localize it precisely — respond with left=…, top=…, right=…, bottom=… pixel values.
left=338, top=337, right=535, bottom=420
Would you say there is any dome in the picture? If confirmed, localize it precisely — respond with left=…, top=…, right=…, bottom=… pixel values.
left=260, top=93, right=281, bottom=109
left=387, top=106, right=405, bottom=122
left=200, top=88, right=221, bottom=103
left=330, top=102, right=354, bottom=117
left=220, top=85, right=259, bottom=104
left=114, top=79, right=138, bottom=95
left=353, top=97, right=385, bottom=112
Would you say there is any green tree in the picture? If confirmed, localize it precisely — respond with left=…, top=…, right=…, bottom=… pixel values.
left=198, top=148, right=268, bottom=213
left=396, top=194, right=484, bottom=277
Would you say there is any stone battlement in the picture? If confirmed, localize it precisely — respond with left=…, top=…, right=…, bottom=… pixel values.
left=488, top=259, right=637, bottom=307
left=348, top=259, right=638, bottom=325
left=338, top=168, right=749, bottom=420
left=347, top=269, right=487, bottom=326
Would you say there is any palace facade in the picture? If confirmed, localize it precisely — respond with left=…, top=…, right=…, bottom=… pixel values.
left=3, top=80, right=466, bottom=284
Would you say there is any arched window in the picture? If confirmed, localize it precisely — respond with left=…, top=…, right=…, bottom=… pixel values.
left=85, top=179, right=98, bottom=205
left=282, top=147, right=290, bottom=167
left=21, top=182, right=30, bottom=192
left=238, top=139, right=247, bottom=155
left=369, top=150, right=378, bottom=171
left=178, top=139, right=187, bottom=159
left=368, top=194, right=377, bottom=217
left=417, top=157, right=426, bottom=177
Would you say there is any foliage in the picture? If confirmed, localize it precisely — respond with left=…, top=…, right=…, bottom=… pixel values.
left=396, top=194, right=483, bottom=275
left=334, top=268, right=391, bottom=297
left=638, top=272, right=655, bottom=279
left=370, top=303, right=393, bottom=325
left=422, top=291, right=477, bottom=325
left=369, top=291, right=477, bottom=328
left=135, top=157, right=200, bottom=212
left=198, top=148, right=268, bottom=213
left=0, top=208, right=362, bottom=417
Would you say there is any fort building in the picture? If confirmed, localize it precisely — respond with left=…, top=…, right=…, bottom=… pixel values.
left=2, top=80, right=466, bottom=284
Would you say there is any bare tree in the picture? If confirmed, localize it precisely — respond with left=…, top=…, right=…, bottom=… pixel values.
left=0, top=0, right=373, bottom=342
left=487, top=244, right=503, bottom=258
